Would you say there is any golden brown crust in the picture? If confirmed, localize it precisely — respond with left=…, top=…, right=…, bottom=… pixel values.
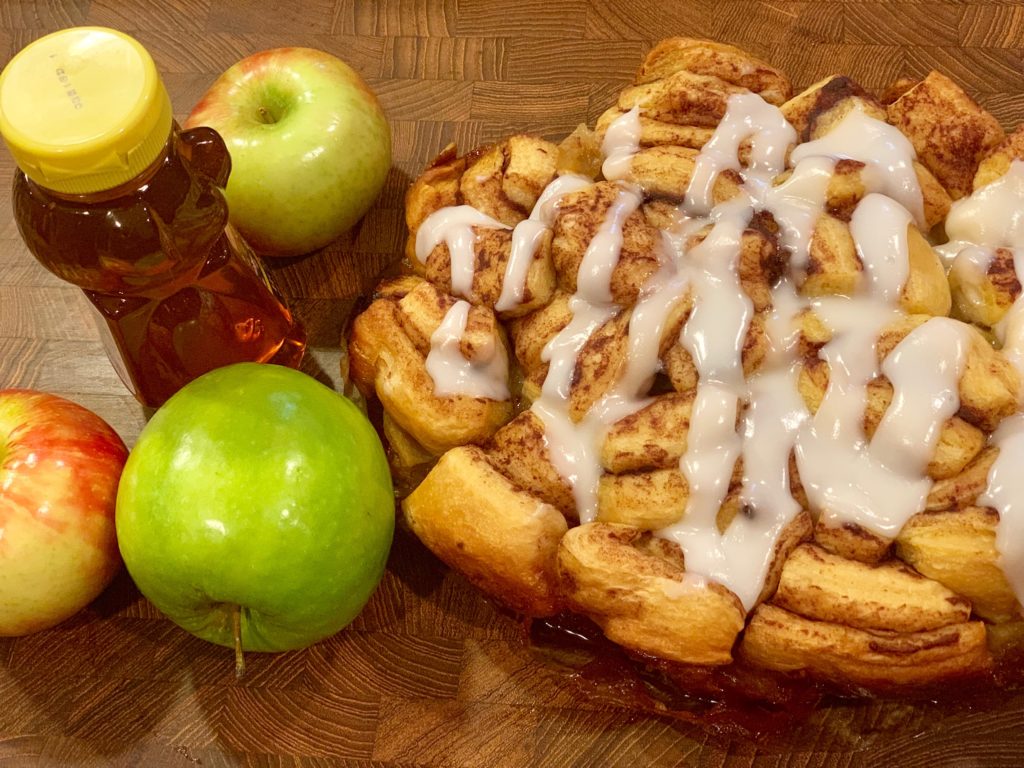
left=568, top=310, right=631, bottom=420
left=974, top=125, right=1024, bottom=191
left=622, top=144, right=737, bottom=202
left=926, top=445, right=999, bottom=512
left=597, top=468, right=688, bottom=529
left=741, top=604, right=991, bottom=689
left=758, top=511, right=816, bottom=607
left=802, top=213, right=861, bottom=297
left=600, top=392, right=694, bottom=473
left=813, top=520, right=893, bottom=565
left=879, top=77, right=920, bottom=107
left=619, top=70, right=746, bottom=128
left=635, top=38, right=792, bottom=106
left=887, top=71, right=1006, bottom=200
left=405, top=135, right=560, bottom=314
left=897, top=506, right=1021, bottom=623
left=486, top=410, right=577, bottom=519
left=557, top=522, right=746, bottom=665
left=403, top=445, right=568, bottom=616
left=595, top=106, right=716, bottom=152
left=773, top=544, right=971, bottom=633
left=508, top=296, right=572, bottom=401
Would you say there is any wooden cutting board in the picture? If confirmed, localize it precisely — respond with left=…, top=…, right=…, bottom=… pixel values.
left=2, top=1, right=1023, bottom=765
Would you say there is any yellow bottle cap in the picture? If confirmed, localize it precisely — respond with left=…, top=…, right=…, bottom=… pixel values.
left=0, top=27, right=173, bottom=195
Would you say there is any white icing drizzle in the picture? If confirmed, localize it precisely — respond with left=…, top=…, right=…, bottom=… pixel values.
left=873, top=317, right=971, bottom=476
left=415, top=205, right=511, bottom=297
left=496, top=173, right=594, bottom=313
left=660, top=96, right=803, bottom=610
left=662, top=381, right=745, bottom=592
left=576, top=185, right=644, bottom=304
left=996, top=249, right=1024, bottom=375
left=763, top=277, right=804, bottom=362
left=794, top=301, right=902, bottom=535
left=943, top=163, right=1024, bottom=390
left=684, top=92, right=797, bottom=215
left=679, top=199, right=754, bottom=392
left=528, top=185, right=663, bottom=524
left=532, top=398, right=606, bottom=522
left=601, top=107, right=642, bottom=182
left=683, top=387, right=742, bottom=522
left=980, top=413, right=1024, bottom=614
left=789, top=105, right=926, bottom=228
left=531, top=173, right=596, bottom=226
left=421, top=176, right=595, bottom=400
left=424, top=301, right=510, bottom=400
left=763, top=156, right=835, bottom=271
left=666, top=364, right=809, bottom=611
left=945, top=161, right=1024, bottom=249
left=588, top=92, right=945, bottom=609
left=796, top=309, right=969, bottom=536
left=497, top=220, right=548, bottom=312
left=540, top=297, right=617, bottom=402
left=617, top=258, right=688, bottom=398
left=733, top=365, right=810, bottom=604
left=534, top=282, right=673, bottom=523
left=850, top=193, right=914, bottom=303
left=534, top=89, right=941, bottom=609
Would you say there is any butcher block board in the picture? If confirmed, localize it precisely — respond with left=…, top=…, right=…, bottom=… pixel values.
left=1, top=1, right=1023, bottom=765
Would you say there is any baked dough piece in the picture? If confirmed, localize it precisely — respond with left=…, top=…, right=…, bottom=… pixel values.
left=595, top=37, right=790, bottom=154
left=741, top=542, right=990, bottom=687
left=781, top=77, right=952, bottom=227
left=350, top=277, right=513, bottom=456
left=403, top=445, right=568, bottom=616
left=888, top=72, right=1006, bottom=201
left=350, top=37, right=1024, bottom=699
left=897, top=506, right=1022, bottom=623
left=635, top=38, right=792, bottom=105
left=773, top=544, right=971, bottom=632
left=557, top=522, right=746, bottom=665
left=742, top=604, right=991, bottom=689
left=405, top=135, right=560, bottom=318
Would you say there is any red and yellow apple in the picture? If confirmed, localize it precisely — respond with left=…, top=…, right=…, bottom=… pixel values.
left=0, top=390, right=127, bottom=636
left=184, top=47, right=392, bottom=258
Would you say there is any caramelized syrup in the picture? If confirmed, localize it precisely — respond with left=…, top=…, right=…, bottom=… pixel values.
left=527, top=612, right=1024, bottom=738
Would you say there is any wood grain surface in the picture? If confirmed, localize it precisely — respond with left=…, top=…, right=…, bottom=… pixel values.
left=2, top=1, right=1024, bottom=765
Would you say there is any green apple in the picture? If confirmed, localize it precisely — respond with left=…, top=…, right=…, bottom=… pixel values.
left=115, top=363, right=394, bottom=661
left=184, top=47, right=391, bottom=257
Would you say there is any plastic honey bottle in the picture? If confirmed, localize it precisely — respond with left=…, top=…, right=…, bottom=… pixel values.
left=0, top=27, right=306, bottom=407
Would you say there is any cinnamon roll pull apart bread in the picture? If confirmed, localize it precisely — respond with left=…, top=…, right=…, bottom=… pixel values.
left=348, top=37, right=1024, bottom=697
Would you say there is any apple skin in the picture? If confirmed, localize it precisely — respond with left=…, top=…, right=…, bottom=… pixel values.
left=184, top=47, right=391, bottom=258
left=0, top=390, right=126, bottom=636
left=115, top=363, right=394, bottom=652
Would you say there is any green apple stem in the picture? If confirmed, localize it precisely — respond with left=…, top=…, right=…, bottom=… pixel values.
left=257, top=105, right=274, bottom=124
left=232, top=604, right=245, bottom=679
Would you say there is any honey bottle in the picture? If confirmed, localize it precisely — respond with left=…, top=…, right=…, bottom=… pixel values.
left=0, top=27, right=306, bottom=407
